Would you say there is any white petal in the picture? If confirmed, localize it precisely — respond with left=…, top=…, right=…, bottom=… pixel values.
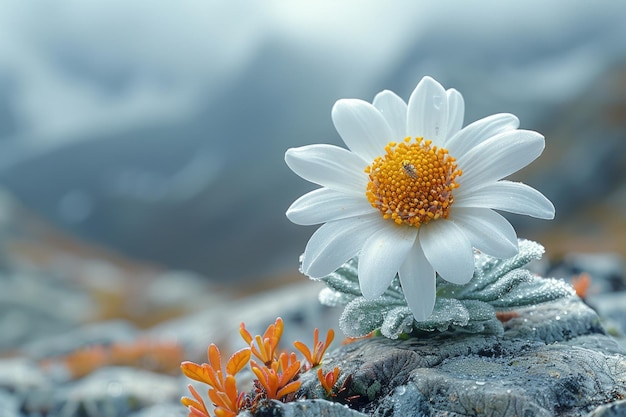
left=406, top=76, right=449, bottom=145
left=451, top=207, right=518, bottom=259
left=372, top=90, right=408, bottom=142
left=420, top=220, right=474, bottom=285
left=455, top=130, right=545, bottom=192
left=285, top=144, right=367, bottom=195
left=444, top=113, right=519, bottom=157
left=445, top=88, right=465, bottom=139
left=332, top=99, right=393, bottom=163
left=454, top=180, right=555, bottom=219
left=302, top=214, right=381, bottom=279
left=287, top=188, right=376, bottom=225
left=398, top=242, right=436, bottom=321
left=358, top=224, right=418, bottom=299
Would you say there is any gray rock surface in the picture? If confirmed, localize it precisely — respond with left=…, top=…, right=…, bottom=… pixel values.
left=48, top=367, right=180, bottom=417
left=239, top=400, right=366, bottom=417
left=0, top=389, right=20, bottom=417
left=588, top=292, right=626, bottom=341
left=284, top=296, right=626, bottom=417
left=0, top=271, right=96, bottom=353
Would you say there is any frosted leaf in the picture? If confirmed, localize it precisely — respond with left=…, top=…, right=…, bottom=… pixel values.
left=320, top=257, right=362, bottom=297
left=413, top=298, right=470, bottom=332
left=479, top=239, right=545, bottom=286
left=438, top=240, right=543, bottom=299
left=319, top=288, right=354, bottom=307
left=312, top=239, right=575, bottom=339
left=340, top=297, right=400, bottom=338
left=380, top=306, right=415, bottom=339
left=467, top=269, right=535, bottom=302
left=491, top=277, right=575, bottom=308
left=461, top=299, right=496, bottom=321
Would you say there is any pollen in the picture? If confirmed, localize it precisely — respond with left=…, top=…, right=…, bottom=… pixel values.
left=365, top=137, right=462, bottom=227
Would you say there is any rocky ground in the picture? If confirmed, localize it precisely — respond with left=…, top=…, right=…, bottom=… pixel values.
left=0, top=191, right=338, bottom=417
left=1, top=190, right=626, bottom=417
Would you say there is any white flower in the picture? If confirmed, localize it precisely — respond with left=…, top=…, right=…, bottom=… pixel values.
left=285, top=76, right=554, bottom=321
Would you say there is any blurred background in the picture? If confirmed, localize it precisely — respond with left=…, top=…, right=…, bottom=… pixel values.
left=1, top=1, right=626, bottom=414
left=0, top=0, right=625, bottom=283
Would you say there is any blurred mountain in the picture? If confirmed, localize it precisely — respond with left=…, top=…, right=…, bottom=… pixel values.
left=0, top=2, right=625, bottom=282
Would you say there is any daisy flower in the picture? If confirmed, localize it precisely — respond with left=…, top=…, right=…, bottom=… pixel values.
left=285, top=76, right=554, bottom=321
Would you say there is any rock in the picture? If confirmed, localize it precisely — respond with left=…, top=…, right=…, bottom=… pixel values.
left=502, top=297, right=607, bottom=346
left=586, top=291, right=626, bottom=352
left=0, top=389, right=20, bottom=417
left=49, top=367, right=181, bottom=417
left=238, top=399, right=367, bottom=417
left=285, top=296, right=626, bottom=417
left=0, top=357, right=48, bottom=394
left=127, top=403, right=189, bottom=417
left=0, top=271, right=95, bottom=353
left=587, top=292, right=626, bottom=337
left=20, top=320, right=139, bottom=360
left=149, top=281, right=338, bottom=361
left=0, top=357, right=56, bottom=417
left=549, top=253, right=626, bottom=294
left=588, top=399, right=626, bottom=417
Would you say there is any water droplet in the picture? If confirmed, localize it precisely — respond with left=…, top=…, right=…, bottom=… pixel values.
left=396, top=386, right=406, bottom=396
left=555, top=315, right=561, bottom=321
left=475, top=381, right=486, bottom=386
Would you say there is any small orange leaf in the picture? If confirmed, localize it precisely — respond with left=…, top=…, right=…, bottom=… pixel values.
left=323, top=329, right=335, bottom=350
left=208, top=344, right=222, bottom=371
left=180, top=362, right=213, bottom=384
left=208, top=388, right=230, bottom=411
left=273, top=317, right=284, bottom=340
left=223, top=375, right=239, bottom=403
left=226, top=348, right=251, bottom=376
left=214, top=408, right=237, bottom=417
left=188, top=405, right=211, bottom=417
left=181, top=384, right=209, bottom=416
left=181, top=396, right=204, bottom=411
left=276, top=380, right=301, bottom=399
left=293, top=340, right=313, bottom=365
left=239, top=322, right=253, bottom=345
left=250, top=365, right=267, bottom=386
left=280, top=359, right=301, bottom=384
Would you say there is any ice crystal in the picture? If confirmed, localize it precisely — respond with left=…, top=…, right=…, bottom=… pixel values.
left=317, top=239, right=575, bottom=339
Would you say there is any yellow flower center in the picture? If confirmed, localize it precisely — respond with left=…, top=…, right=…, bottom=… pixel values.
left=365, top=137, right=462, bottom=227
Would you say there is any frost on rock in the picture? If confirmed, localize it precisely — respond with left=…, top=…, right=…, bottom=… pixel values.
left=317, top=239, right=576, bottom=338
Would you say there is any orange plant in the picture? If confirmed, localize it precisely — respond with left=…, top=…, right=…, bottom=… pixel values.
left=40, top=339, right=184, bottom=379
left=240, top=317, right=284, bottom=366
left=181, top=318, right=339, bottom=417
left=294, top=328, right=334, bottom=369
left=317, top=366, right=341, bottom=396
left=181, top=344, right=251, bottom=417
left=250, top=352, right=301, bottom=400
left=572, top=272, right=591, bottom=299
